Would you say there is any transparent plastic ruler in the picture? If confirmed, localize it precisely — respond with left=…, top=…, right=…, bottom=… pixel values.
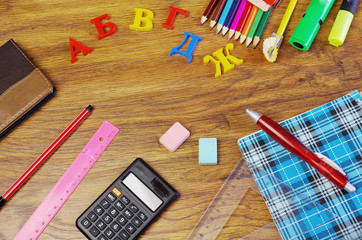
left=187, top=158, right=258, bottom=240
left=187, top=157, right=336, bottom=240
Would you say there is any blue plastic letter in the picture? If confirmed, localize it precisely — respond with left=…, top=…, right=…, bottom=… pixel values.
left=169, top=32, right=202, bottom=64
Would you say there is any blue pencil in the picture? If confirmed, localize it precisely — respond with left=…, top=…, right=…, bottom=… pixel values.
left=216, top=0, right=235, bottom=34
left=221, top=0, right=242, bottom=36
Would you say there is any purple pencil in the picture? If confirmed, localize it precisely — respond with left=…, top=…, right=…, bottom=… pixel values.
left=227, top=0, right=248, bottom=40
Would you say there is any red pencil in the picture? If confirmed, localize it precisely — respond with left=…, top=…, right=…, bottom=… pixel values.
left=0, top=105, right=93, bottom=208
left=201, top=0, right=220, bottom=25
left=234, top=2, right=252, bottom=40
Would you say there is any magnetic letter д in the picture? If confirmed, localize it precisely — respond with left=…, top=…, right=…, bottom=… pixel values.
left=69, top=38, right=93, bottom=63
left=129, top=8, right=154, bottom=31
left=170, top=32, right=202, bottom=63
left=91, top=14, right=117, bottom=40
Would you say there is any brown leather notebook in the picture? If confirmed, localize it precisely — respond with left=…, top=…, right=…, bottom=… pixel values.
left=0, top=39, right=55, bottom=140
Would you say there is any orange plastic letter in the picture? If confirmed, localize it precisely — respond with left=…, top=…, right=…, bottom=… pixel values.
left=91, top=14, right=117, bottom=40
left=69, top=38, right=93, bottom=63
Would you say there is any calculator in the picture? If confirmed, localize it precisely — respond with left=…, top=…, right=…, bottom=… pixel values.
left=76, top=158, right=179, bottom=240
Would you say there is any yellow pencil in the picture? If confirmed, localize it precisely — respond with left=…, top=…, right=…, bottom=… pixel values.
left=277, top=0, right=298, bottom=36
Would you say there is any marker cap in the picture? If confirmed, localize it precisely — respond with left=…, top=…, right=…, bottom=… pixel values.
left=328, top=10, right=354, bottom=47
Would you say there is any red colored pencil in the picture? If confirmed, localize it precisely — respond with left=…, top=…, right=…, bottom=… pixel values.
left=0, top=105, right=93, bottom=208
left=234, top=2, right=252, bottom=40
left=201, top=0, right=220, bottom=25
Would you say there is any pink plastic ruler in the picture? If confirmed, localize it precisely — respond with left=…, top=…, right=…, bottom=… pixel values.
left=14, top=121, right=119, bottom=240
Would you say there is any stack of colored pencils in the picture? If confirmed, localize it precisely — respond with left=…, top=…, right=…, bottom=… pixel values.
left=200, top=0, right=279, bottom=49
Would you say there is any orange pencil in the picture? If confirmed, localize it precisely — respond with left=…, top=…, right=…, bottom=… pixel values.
left=240, top=5, right=258, bottom=44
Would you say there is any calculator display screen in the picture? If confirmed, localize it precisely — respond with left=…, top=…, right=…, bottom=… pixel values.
left=123, top=173, right=163, bottom=212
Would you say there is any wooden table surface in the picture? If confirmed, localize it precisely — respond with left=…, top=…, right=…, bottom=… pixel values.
left=0, top=0, right=361, bottom=239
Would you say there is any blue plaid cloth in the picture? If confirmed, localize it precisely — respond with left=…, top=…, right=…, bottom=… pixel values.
left=238, top=91, right=362, bottom=240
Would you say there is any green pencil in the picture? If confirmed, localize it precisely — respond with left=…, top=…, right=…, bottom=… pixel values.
left=245, top=8, right=264, bottom=47
left=253, top=6, right=273, bottom=49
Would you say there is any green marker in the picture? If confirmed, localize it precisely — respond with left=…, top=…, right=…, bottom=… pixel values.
left=289, top=0, right=335, bottom=51
left=329, top=0, right=360, bottom=47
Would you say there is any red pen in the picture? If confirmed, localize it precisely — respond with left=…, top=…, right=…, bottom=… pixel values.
left=245, top=108, right=356, bottom=193
left=0, top=105, right=93, bottom=208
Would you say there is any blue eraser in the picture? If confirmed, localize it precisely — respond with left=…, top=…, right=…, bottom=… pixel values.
left=199, top=138, right=217, bottom=165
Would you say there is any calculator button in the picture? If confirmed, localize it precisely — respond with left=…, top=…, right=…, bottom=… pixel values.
left=104, top=228, right=115, bottom=238
left=81, top=218, right=91, bottom=229
left=94, top=205, right=105, bottom=216
left=112, top=187, right=122, bottom=197
left=100, top=198, right=111, bottom=209
left=119, top=230, right=130, bottom=240
left=129, top=203, right=139, bottom=213
left=120, top=195, right=130, bottom=205
left=97, top=235, right=107, bottom=240
left=107, top=192, right=117, bottom=203
left=87, top=211, right=98, bottom=222
left=125, top=223, right=136, bottom=234
left=111, top=221, right=121, bottom=232
left=90, top=226, right=100, bottom=237
left=115, top=201, right=125, bottom=211
left=109, top=206, right=119, bottom=217
left=132, top=217, right=142, bottom=228
left=96, top=219, right=106, bottom=230
left=138, top=212, right=148, bottom=221
left=116, top=216, right=128, bottom=226
left=102, top=213, right=113, bottom=224
left=123, top=209, right=134, bottom=219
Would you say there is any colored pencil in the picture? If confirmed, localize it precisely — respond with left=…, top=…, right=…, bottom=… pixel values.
left=209, top=0, right=228, bottom=29
left=216, top=0, right=235, bottom=34
left=0, top=106, right=93, bottom=208
left=201, top=0, right=220, bottom=25
left=240, top=5, right=258, bottom=43
left=234, top=2, right=253, bottom=40
left=245, top=8, right=264, bottom=47
left=221, top=0, right=242, bottom=36
left=227, top=0, right=248, bottom=39
left=253, top=6, right=273, bottom=48
left=277, top=0, right=297, bottom=36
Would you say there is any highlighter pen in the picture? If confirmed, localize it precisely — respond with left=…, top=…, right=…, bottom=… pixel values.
left=245, top=108, right=356, bottom=193
left=289, top=0, right=335, bottom=51
left=328, top=0, right=359, bottom=47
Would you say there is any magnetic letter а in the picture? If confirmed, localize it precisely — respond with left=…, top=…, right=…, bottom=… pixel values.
left=91, top=14, right=117, bottom=40
left=204, top=43, right=243, bottom=77
left=69, top=38, right=93, bottom=63
left=129, top=8, right=154, bottom=31
left=170, top=32, right=202, bottom=63
left=162, top=6, right=188, bottom=30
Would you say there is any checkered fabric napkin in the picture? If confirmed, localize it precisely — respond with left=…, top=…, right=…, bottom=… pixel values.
left=238, top=91, right=362, bottom=240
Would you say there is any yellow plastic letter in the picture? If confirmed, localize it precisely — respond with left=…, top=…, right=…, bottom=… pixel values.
left=129, top=8, right=154, bottom=31
left=212, top=48, right=235, bottom=74
left=225, top=43, right=243, bottom=65
left=204, top=43, right=243, bottom=77
left=204, top=55, right=222, bottom=78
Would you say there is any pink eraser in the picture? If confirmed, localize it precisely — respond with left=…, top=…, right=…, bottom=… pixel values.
left=159, top=122, right=190, bottom=152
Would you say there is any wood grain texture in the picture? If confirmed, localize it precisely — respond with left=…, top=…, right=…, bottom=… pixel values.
left=0, top=0, right=361, bottom=239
